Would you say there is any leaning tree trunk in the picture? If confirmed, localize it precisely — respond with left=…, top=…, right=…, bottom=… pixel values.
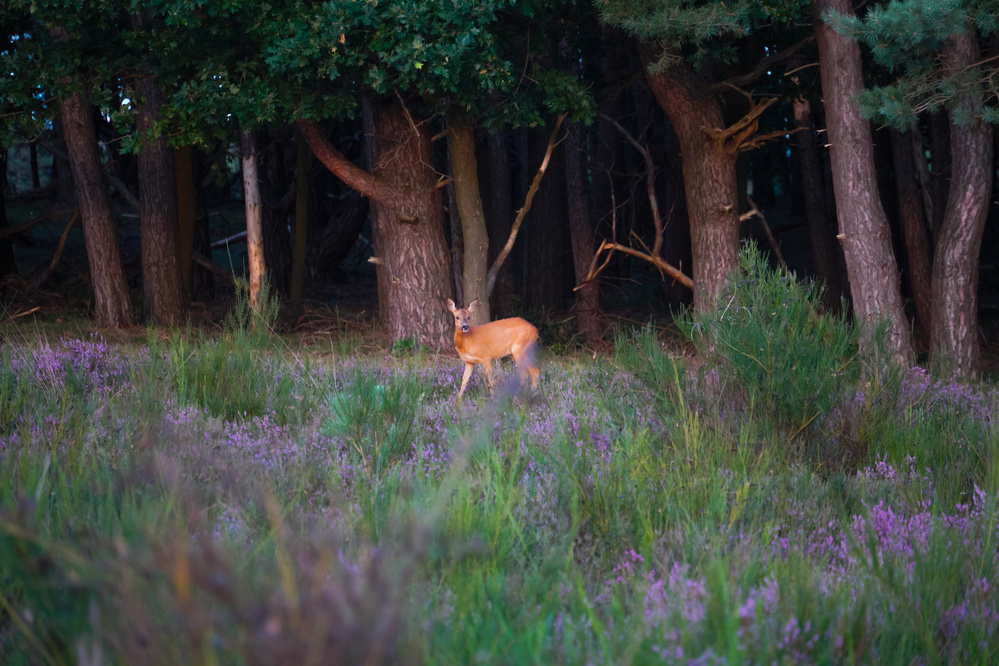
left=930, top=29, right=993, bottom=379
left=241, top=129, right=266, bottom=311
left=60, top=90, right=132, bottom=328
left=890, top=128, right=934, bottom=343
left=447, top=109, right=490, bottom=325
left=136, top=76, right=185, bottom=325
left=815, top=0, right=911, bottom=366
left=640, top=45, right=740, bottom=312
left=296, top=97, right=451, bottom=348
left=564, top=118, right=604, bottom=348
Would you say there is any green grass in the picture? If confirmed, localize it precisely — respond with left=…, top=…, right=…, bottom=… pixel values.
left=1, top=250, right=998, bottom=664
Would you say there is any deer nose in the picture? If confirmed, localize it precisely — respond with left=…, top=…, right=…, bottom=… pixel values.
left=461, top=324, right=469, bottom=332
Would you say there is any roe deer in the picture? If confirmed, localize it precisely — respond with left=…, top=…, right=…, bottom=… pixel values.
left=447, top=298, right=539, bottom=402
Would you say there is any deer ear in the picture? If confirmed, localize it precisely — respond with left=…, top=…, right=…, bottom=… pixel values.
left=467, top=299, right=478, bottom=313
left=447, top=298, right=456, bottom=312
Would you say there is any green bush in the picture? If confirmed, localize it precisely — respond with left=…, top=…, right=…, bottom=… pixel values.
left=681, top=243, right=859, bottom=437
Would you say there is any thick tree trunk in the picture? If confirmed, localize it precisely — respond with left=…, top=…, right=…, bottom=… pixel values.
left=793, top=96, right=843, bottom=308
left=60, top=91, right=132, bottom=328
left=815, top=0, right=911, bottom=365
left=640, top=45, right=740, bottom=311
left=480, top=130, right=515, bottom=319
left=241, top=129, right=266, bottom=310
left=298, top=98, right=452, bottom=347
left=564, top=118, right=603, bottom=348
left=366, top=99, right=451, bottom=346
left=447, top=110, right=490, bottom=325
left=890, top=128, right=934, bottom=342
left=136, top=76, right=185, bottom=325
left=930, top=30, right=992, bottom=379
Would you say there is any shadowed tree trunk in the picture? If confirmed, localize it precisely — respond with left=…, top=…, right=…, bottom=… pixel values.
left=793, top=94, right=843, bottom=309
left=136, top=75, right=185, bottom=325
left=522, top=126, right=571, bottom=314
left=640, top=44, right=740, bottom=312
left=480, top=130, right=515, bottom=319
left=60, top=90, right=132, bottom=328
left=890, top=128, right=933, bottom=342
left=1, top=152, right=17, bottom=277
left=815, top=0, right=911, bottom=365
left=290, top=129, right=310, bottom=306
left=930, top=29, right=993, bottom=378
left=564, top=118, right=603, bottom=348
left=297, top=95, right=452, bottom=347
left=447, top=110, right=490, bottom=325
left=175, top=145, right=196, bottom=304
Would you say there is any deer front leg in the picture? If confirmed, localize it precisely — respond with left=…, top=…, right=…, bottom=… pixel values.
left=457, top=362, right=475, bottom=402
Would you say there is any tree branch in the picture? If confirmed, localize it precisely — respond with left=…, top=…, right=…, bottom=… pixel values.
left=295, top=119, right=385, bottom=202
left=708, top=36, right=815, bottom=96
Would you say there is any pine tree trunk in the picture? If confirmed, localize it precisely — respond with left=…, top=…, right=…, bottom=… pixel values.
left=814, top=0, right=911, bottom=365
left=136, top=76, right=185, bottom=325
left=447, top=110, right=490, bottom=324
left=60, top=90, right=132, bottom=328
left=890, top=128, right=933, bottom=342
left=564, top=118, right=604, bottom=348
left=241, top=129, right=266, bottom=310
left=930, top=30, right=992, bottom=379
left=793, top=96, right=843, bottom=308
left=640, top=45, right=740, bottom=312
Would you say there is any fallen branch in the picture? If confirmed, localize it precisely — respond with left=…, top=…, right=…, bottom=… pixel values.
left=192, top=253, right=236, bottom=283
left=486, top=114, right=567, bottom=296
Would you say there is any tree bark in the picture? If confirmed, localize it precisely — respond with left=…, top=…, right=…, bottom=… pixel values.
left=564, top=118, right=604, bottom=348
left=793, top=95, right=843, bottom=308
left=815, top=0, right=911, bottom=365
left=136, top=75, right=185, bottom=325
left=296, top=97, right=451, bottom=348
left=60, top=90, right=132, bottom=328
left=930, top=30, right=993, bottom=379
left=447, top=110, right=490, bottom=324
left=640, top=45, right=740, bottom=312
left=890, top=128, right=933, bottom=342
left=241, top=129, right=266, bottom=311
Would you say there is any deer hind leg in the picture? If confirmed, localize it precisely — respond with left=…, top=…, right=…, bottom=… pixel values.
left=482, top=360, right=495, bottom=396
left=457, top=362, right=475, bottom=402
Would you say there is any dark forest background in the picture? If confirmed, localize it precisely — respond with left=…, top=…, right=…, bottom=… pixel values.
left=2, top=0, right=998, bottom=376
